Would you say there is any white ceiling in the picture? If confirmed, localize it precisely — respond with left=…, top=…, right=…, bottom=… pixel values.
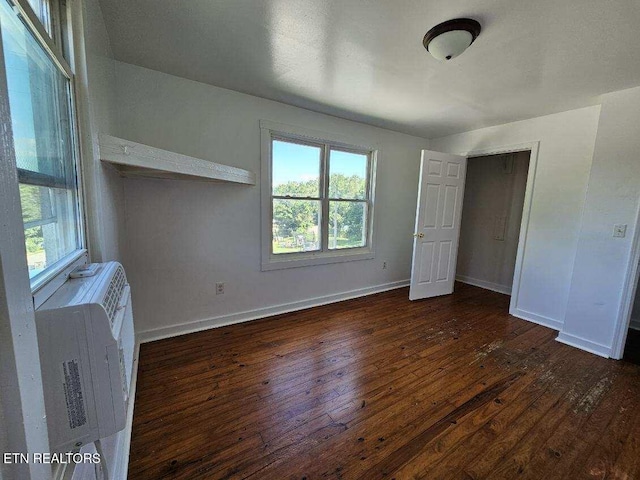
left=98, top=0, right=640, bottom=138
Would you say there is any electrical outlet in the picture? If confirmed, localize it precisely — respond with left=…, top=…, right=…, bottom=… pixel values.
left=216, top=282, right=225, bottom=295
left=382, top=261, right=387, bottom=270
left=613, top=224, right=627, bottom=238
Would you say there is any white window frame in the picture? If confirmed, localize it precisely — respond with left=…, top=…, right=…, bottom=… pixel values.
left=11, top=0, right=72, bottom=78
left=2, top=0, right=87, bottom=305
left=260, top=120, right=378, bottom=271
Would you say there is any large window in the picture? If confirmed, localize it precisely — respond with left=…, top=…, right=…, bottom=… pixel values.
left=1, top=0, right=84, bottom=286
left=261, top=121, right=377, bottom=270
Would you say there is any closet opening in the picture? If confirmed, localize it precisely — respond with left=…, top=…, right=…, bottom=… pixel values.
left=623, top=275, right=640, bottom=364
left=456, top=151, right=531, bottom=302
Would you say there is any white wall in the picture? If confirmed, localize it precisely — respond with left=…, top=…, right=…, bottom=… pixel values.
left=561, top=86, right=640, bottom=357
left=456, top=152, right=530, bottom=294
left=79, top=0, right=125, bottom=263
left=114, top=61, right=430, bottom=338
left=430, top=106, right=601, bottom=330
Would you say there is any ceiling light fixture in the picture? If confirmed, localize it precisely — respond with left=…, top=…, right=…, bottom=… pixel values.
left=423, top=18, right=481, bottom=61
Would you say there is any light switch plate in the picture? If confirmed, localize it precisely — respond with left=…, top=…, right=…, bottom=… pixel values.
left=613, top=224, right=627, bottom=238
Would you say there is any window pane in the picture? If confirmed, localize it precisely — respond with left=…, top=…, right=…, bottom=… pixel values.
left=328, top=201, right=367, bottom=250
left=272, top=199, right=320, bottom=254
left=26, top=0, right=52, bottom=35
left=1, top=0, right=81, bottom=280
left=329, top=149, right=368, bottom=199
left=272, top=139, right=321, bottom=198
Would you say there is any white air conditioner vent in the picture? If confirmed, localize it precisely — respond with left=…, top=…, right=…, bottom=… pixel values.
left=103, top=265, right=126, bottom=325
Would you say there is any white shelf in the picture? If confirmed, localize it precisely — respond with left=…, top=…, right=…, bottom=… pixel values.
left=99, top=134, right=255, bottom=185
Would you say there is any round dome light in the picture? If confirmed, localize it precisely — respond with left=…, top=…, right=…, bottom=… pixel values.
left=423, top=18, right=481, bottom=61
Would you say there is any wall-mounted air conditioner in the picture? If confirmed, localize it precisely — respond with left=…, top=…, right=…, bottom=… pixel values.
left=36, top=261, right=135, bottom=459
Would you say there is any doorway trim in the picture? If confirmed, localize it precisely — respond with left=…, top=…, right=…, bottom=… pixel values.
left=610, top=200, right=640, bottom=359
left=462, top=141, right=541, bottom=322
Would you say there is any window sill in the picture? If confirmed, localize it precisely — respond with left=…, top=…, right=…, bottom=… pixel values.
left=32, top=249, right=88, bottom=309
left=261, top=248, right=374, bottom=271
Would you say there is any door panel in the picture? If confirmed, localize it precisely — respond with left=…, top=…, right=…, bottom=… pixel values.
left=409, top=150, right=467, bottom=300
left=427, top=159, right=442, bottom=175
left=418, top=242, right=435, bottom=283
left=436, top=241, right=453, bottom=281
left=442, top=185, right=458, bottom=228
left=447, top=162, right=461, bottom=178
left=423, top=184, right=440, bottom=228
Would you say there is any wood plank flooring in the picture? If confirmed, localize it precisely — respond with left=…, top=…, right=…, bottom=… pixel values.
left=128, top=284, right=640, bottom=479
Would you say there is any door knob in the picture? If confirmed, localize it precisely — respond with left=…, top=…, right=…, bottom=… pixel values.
left=413, top=232, right=425, bottom=238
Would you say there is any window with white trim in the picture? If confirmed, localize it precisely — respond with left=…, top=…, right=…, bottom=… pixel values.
left=261, top=122, right=377, bottom=270
left=1, top=0, right=84, bottom=287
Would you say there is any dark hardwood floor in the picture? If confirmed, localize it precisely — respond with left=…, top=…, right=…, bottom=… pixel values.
left=129, top=284, right=640, bottom=479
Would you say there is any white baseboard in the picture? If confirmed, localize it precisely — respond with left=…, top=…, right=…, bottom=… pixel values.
left=113, top=342, right=140, bottom=480
left=456, top=275, right=512, bottom=295
left=137, top=279, right=410, bottom=344
left=510, top=307, right=563, bottom=331
left=556, top=332, right=612, bottom=358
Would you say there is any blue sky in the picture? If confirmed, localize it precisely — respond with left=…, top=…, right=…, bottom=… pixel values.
left=272, top=140, right=367, bottom=187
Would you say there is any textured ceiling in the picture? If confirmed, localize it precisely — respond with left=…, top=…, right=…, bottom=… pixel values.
left=99, top=0, right=640, bottom=138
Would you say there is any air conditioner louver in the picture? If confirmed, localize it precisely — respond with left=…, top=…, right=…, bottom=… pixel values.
left=102, top=266, right=126, bottom=325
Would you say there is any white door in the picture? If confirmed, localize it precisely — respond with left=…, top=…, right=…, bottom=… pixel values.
left=409, top=150, right=467, bottom=300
